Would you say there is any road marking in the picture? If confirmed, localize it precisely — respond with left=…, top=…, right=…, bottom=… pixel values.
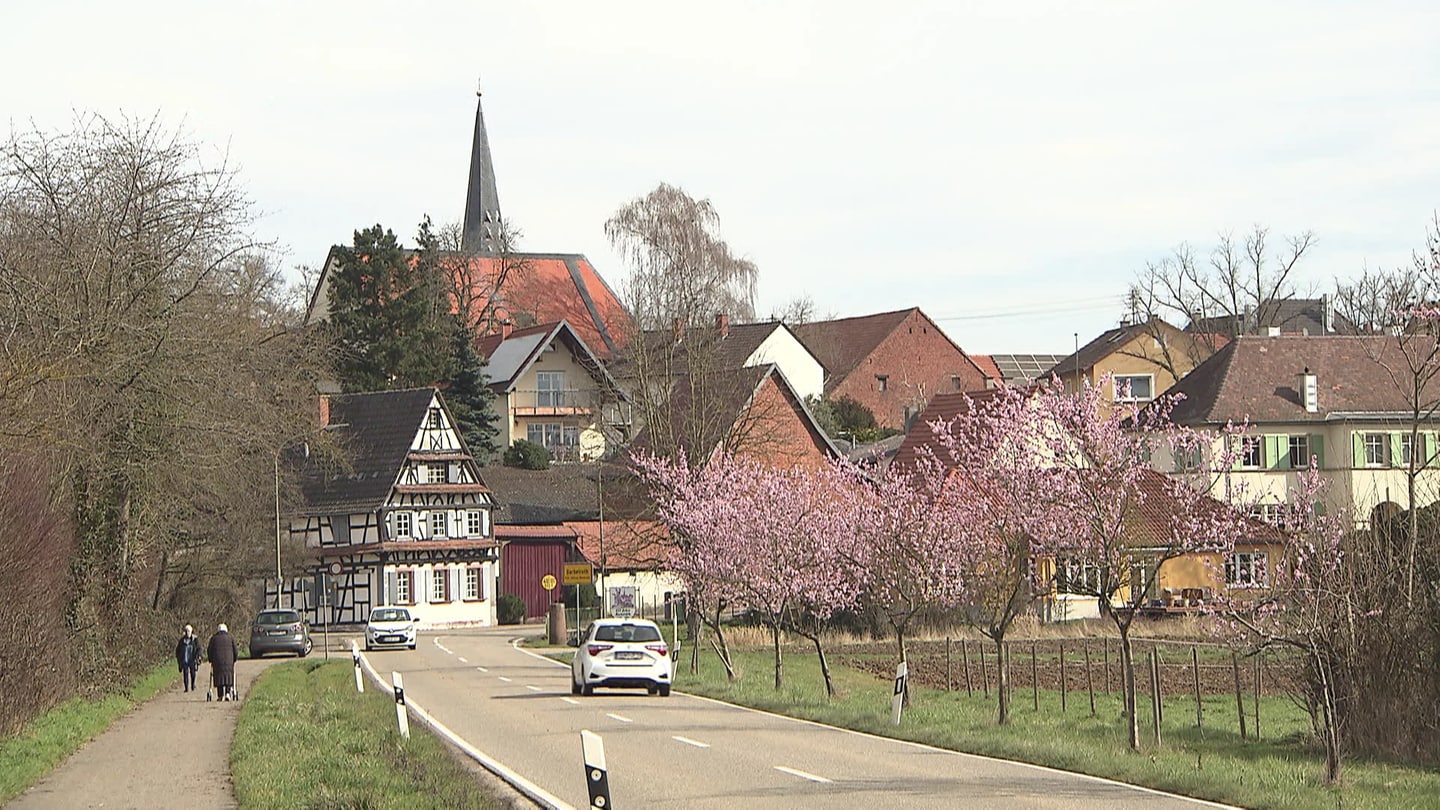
left=526, top=685, right=542, bottom=692
left=435, top=641, right=453, bottom=655
left=673, top=735, right=710, bottom=748
left=606, top=713, right=633, bottom=723
left=775, top=765, right=832, bottom=783
left=561, top=697, right=580, bottom=705
left=457, top=657, right=467, bottom=663
left=498, top=676, right=512, bottom=683
left=475, top=666, right=488, bottom=673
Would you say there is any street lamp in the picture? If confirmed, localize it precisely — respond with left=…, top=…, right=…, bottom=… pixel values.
left=275, top=423, right=347, bottom=608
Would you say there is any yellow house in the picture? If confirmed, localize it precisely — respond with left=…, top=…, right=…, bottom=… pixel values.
left=476, top=320, right=631, bottom=462
left=1044, top=318, right=1210, bottom=415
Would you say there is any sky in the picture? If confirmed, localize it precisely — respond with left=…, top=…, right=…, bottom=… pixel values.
left=4, top=1, right=1438, bottom=353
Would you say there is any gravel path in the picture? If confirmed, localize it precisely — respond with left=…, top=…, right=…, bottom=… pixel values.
left=9, top=658, right=283, bottom=810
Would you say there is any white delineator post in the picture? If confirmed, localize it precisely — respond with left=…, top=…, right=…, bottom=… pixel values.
left=392, top=671, right=410, bottom=739
left=352, top=643, right=364, bottom=693
left=581, top=729, right=611, bottom=809
left=891, top=661, right=908, bottom=726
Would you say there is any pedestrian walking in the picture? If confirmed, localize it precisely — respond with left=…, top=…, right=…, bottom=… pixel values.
left=175, top=624, right=201, bottom=692
left=207, top=623, right=239, bottom=701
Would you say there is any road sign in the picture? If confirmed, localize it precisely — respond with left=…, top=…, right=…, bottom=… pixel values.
left=328, top=561, right=343, bottom=576
left=563, top=562, right=593, bottom=585
left=541, top=574, right=557, bottom=591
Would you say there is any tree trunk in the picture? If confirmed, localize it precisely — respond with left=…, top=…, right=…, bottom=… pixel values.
left=771, top=621, right=784, bottom=690
left=1119, top=625, right=1140, bottom=750
left=994, top=636, right=1010, bottom=725
left=1314, top=644, right=1343, bottom=784
left=687, top=607, right=702, bottom=674
left=812, top=634, right=835, bottom=699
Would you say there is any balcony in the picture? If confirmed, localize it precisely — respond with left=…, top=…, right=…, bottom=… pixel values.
left=509, top=388, right=631, bottom=426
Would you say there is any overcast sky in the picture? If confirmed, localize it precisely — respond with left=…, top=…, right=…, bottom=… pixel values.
left=4, top=1, right=1437, bottom=352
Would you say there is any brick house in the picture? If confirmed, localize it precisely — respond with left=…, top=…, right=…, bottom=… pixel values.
left=791, top=307, right=989, bottom=430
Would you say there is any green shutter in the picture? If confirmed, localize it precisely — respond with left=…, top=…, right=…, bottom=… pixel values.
left=1390, top=433, right=1405, bottom=468
left=1426, top=432, right=1438, bottom=468
left=1311, top=434, right=1325, bottom=469
left=1352, top=432, right=1364, bottom=468
left=1267, top=435, right=1288, bottom=470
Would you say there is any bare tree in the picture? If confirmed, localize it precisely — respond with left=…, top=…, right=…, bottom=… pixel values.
left=1129, top=225, right=1317, bottom=376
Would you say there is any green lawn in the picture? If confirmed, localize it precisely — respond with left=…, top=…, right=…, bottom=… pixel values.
left=231, top=659, right=510, bottom=810
left=657, top=636, right=1440, bottom=810
left=0, top=663, right=176, bottom=803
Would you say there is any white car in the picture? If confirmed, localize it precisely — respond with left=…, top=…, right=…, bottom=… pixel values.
left=571, top=618, right=673, bottom=696
left=365, top=606, right=418, bottom=650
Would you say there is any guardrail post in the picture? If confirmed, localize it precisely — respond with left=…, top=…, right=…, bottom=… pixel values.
left=891, top=661, right=908, bottom=726
left=352, top=643, right=364, bottom=693
left=581, top=729, right=611, bottom=808
left=392, top=671, right=409, bottom=739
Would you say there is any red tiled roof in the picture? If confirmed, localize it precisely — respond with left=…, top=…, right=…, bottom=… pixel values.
left=568, top=520, right=670, bottom=571
left=496, top=524, right=580, bottom=540
left=471, top=253, right=631, bottom=359
left=971, top=354, right=1003, bottom=383
left=791, top=308, right=916, bottom=379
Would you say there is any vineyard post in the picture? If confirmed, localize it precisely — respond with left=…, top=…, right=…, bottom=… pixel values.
left=1059, top=641, right=1067, bottom=713
left=945, top=637, right=952, bottom=692
left=1084, top=642, right=1095, bottom=716
left=962, top=639, right=973, bottom=697
left=1192, top=646, right=1202, bottom=729
left=1031, top=642, right=1039, bottom=711
left=1150, top=648, right=1162, bottom=747
left=1253, top=652, right=1262, bottom=740
left=1232, top=651, right=1248, bottom=740
left=980, top=644, right=990, bottom=698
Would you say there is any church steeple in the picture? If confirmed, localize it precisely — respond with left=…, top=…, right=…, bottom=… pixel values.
left=461, top=82, right=504, bottom=254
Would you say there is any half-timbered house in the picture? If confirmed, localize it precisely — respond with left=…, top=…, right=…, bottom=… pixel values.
left=276, top=388, right=499, bottom=628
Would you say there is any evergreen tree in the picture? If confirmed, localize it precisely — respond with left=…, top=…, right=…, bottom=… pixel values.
left=445, top=320, right=501, bottom=463
left=327, top=222, right=456, bottom=391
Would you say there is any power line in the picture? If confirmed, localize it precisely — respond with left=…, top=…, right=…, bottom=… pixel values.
left=933, top=296, right=1120, bottom=322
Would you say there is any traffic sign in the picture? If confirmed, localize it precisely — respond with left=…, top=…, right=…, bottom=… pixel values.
left=541, top=574, right=557, bottom=591
left=563, top=563, right=593, bottom=585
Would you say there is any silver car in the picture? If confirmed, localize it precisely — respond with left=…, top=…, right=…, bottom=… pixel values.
left=248, top=609, right=312, bottom=658
left=571, top=618, right=673, bottom=696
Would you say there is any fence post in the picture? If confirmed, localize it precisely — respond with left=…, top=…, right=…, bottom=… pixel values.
left=352, top=643, right=364, bottom=693
left=1232, top=651, right=1247, bottom=740
left=1059, top=641, right=1067, bottom=714
left=392, top=671, right=410, bottom=740
left=1031, top=643, right=1039, bottom=711
left=1150, top=649, right=1162, bottom=747
left=1192, top=647, right=1202, bottom=729
left=1103, top=638, right=1111, bottom=695
left=979, top=644, right=989, bottom=698
left=581, top=730, right=612, bottom=809
left=1084, top=642, right=1095, bottom=716
left=945, top=637, right=952, bottom=692
left=1253, top=652, right=1262, bottom=740
left=962, top=639, right=973, bottom=697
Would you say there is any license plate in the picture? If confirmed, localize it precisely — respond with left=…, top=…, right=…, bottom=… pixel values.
left=382, top=635, right=402, bottom=643
left=268, top=630, right=286, bottom=636
left=615, top=651, right=643, bottom=660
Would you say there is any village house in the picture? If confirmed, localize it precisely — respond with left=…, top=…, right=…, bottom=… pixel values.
left=1042, top=318, right=1208, bottom=412
left=279, top=388, right=499, bottom=628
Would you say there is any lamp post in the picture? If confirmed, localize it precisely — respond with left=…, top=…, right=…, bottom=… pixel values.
left=274, top=423, right=347, bottom=609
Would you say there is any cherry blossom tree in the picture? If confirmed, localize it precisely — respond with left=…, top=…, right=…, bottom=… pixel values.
left=1026, top=376, right=1253, bottom=750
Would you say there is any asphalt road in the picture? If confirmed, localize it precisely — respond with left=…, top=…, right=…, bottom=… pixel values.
left=364, top=626, right=1230, bottom=810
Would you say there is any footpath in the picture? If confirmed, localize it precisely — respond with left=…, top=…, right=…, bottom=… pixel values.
left=8, top=657, right=283, bottom=810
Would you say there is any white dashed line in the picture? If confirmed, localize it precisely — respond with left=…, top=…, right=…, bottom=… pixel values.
left=475, top=666, right=488, bottom=673
left=606, top=713, right=633, bottom=723
left=561, top=697, right=580, bottom=705
left=673, top=736, right=710, bottom=748
left=498, top=676, right=512, bottom=683
left=457, top=657, right=468, bottom=663
left=434, top=640, right=452, bottom=654
left=775, top=766, right=831, bottom=783
left=525, top=685, right=542, bottom=692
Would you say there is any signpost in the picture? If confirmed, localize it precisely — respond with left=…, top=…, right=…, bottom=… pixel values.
left=581, top=730, right=611, bottom=809
left=564, top=564, right=593, bottom=634
left=608, top=585, right=638, bottom=619
left=892, top=661, right=909, bottom=726
left=392, top=671, right=409, bottom=739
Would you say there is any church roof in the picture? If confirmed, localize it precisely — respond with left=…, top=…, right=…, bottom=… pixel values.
left=462, top=90, right=504, bottom=254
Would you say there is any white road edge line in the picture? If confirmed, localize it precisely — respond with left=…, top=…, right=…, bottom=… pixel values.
left=498, top=676, right=512, bottom=682
left=526, top=685, right=543, bottom=692
left=457, top=657, right=467, bottom=663
left=561, top=697, right=580, bottom=705
left=606, top=713, right=632, bottom=723
left=475, top=666, right=488, bottom=673
left=775, top=765, right=832, bottom=783
left=672, top=736, right=710, bottom=748
left=505, top=636, right=1237, bottom=809
left=355, top=646, right=573, bottom=810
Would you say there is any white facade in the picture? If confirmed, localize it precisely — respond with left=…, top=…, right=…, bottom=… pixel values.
left=744, top=327, right=825, bottom=401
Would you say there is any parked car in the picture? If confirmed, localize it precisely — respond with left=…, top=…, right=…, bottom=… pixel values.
left=365, top=606, right=418, bottom=650
left=248, top=609, right=312, bottom=658
left=571, top=618, right=672, bottom=696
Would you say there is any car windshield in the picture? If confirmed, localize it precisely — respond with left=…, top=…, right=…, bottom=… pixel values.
left=594, top=623, right=661, bottom=643
left=256, top=610, right=300, bottom=625
left=371, top=609, right=410, bottom=622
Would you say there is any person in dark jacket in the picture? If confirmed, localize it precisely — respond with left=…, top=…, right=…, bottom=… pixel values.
left=175, top=624, right=201, bottom=692
left=207, top=623, right=239, bottom=701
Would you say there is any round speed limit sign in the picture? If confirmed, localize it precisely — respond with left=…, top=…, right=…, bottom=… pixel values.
left=541, top=574, right=557, bottom=591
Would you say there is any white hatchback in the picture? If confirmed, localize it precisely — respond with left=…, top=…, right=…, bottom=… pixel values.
left=365, top=606, right=418, bottom=650
left=571, top=618, right=673, bottom=696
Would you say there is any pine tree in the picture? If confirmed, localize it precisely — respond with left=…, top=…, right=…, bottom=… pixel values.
left=327, top=222, right=457, bottom=391
left=445, top=320, right=501, bottom=464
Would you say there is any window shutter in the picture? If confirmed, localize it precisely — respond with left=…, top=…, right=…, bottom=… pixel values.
left=385, top=570, right=398, bottom=606
left=1352, top=432, right=1364, bottom=467
left=1266, top=435, right=1287, bottom=470
left=1390, top=433, right=1406, bottom=467
left=1311, top=434, right=1325, bottom=469
left=1426, top=432, right=1438, bottom=468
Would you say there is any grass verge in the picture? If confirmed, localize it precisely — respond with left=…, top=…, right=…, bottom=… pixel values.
left=232, top=659, right=509, bottom=810
left=666, top=640, right=1440, bottom=810
left=0, top=663, right=176, bottom=803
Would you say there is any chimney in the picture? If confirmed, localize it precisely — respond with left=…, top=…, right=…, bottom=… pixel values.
left=715, top=313, right=730, bottom=338
left=1265, top=325, right=1282, bottom=337
left=672, top=317, right=684, bottom=343
left=500, top=319, right=512, bottom=339
left=1300, top=367, right=1318, bottom=413
left=317, top=395, right=331, bottom=427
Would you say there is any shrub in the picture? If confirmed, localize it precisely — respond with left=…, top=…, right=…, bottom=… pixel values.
left=503, top=439, right=550, bottom=470
left=497, top=594, right=526, bottom=625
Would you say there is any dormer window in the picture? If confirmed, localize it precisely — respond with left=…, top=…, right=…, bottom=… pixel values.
left=876, top=374, right=888, bottom=392
left=426, top=408, right=443, bottom=430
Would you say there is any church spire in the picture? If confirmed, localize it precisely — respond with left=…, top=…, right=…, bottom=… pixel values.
left=461, top=81, right=504, bottom=254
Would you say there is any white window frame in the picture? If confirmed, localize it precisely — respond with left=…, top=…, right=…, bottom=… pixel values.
left=1114, top=374, right=1154, bottom=402
left=1288, top=435, right=1310, bottom=469
left=1057, top=556, right=1103, bottom=595
left=536, top=371, right=566, bottom=408
left=466, top=510, right=485, bottom=538
left=426, top=462, right=447, bottom=484
left=395, top=570, right=413, bottom=605
left=1173, top=445, right=1203, bottom=473
left=1400, top=433, right=1414, bottom=468
left=1249, top=503, right=1282, bottom=525
left=1364, top=433, right=1387, bottom=467
left=429, top=510, right=447, bottom=538
left=463, top=566, right=484, bottom=601
left=426, top=407, right=443, bottom=430
left=430, top=566, right=451, bottom=603
left=1225, top=551, right=1269, bottom=588
left=393, top=511, right=413, bottom=540
left=1239, top=436, right=1262, bottom=469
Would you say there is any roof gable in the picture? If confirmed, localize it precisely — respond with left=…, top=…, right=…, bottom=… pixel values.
left=1043, top=319, right=1186, bottom=379
left=474, top=320, right=621, bottom=396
